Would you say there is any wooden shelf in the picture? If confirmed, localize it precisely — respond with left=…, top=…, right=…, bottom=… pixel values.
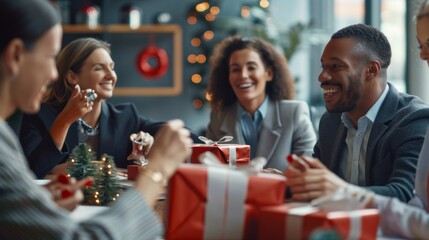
left=62, top=24, right=183, bottom=96
left=62, top=24, right=104, bottom=33
left=62, top=24, right=181, bottom=34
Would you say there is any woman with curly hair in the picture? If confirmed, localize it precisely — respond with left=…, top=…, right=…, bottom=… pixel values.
left=205, top=35, right=316, bottom=172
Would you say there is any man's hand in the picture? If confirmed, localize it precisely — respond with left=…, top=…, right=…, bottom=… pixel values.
left=285, top=154, right=348, bottom=202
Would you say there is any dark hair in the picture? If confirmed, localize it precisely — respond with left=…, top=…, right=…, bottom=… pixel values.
left=331, top=24, right=391, bottom=70
left=0, top=0, right=60, bottom=53
left=207, top=35, right=295, bottom=111
left=44, top=38, right=111, bottom=108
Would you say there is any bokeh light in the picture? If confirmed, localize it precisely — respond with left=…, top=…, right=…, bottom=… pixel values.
left=191, top=37, right=202, bottom=47
left=241, top=6, right=251, bottom=18
left=191, top=73, right=202, bottom=84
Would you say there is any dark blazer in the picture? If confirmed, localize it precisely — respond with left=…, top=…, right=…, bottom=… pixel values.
left=314, top=83, right=429, bottom=202
left=20, top=101, right=164, bottom=178
left=206, top=99, right=317, bottom=172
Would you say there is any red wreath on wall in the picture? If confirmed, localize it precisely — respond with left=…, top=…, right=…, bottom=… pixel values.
left=136, top=44, right=169, bottom=79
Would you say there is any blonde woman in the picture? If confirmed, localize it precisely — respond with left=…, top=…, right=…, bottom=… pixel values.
left=20, top=38, right=168, bottom=178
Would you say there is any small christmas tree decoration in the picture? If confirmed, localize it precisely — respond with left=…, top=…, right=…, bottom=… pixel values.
left=67, top=143, right=97, bottom=179
left=92, top=154, right=121, bottom=206
left=67, top=143, right=98, bottom=204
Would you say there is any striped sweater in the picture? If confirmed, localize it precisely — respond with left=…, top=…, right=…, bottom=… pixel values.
left=0, top=119, right=162, bottom=239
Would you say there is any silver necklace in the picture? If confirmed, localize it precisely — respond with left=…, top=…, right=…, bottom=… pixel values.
left=78, top=118, right=99, bottom=136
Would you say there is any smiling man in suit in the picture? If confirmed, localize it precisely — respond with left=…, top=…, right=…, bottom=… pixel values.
left=286, top=23, right=429, bottom=203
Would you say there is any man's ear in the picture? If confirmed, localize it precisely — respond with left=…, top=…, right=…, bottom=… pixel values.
left=66, top=70, right=78, bottom=85
left=366, top=60, right=381, bottom=80
left=4, top=38, right=26, bottom=79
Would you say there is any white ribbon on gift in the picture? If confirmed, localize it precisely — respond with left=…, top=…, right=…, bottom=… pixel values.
left=228, top=146, right=236, bottom=167
left=198, top=136, right=238, bottom=167
left=199, top=151, right=266, bottom=173
left=204, top=165, right=248, bottom=239
left=200, top=152, right=267, bottom=239
left=285, top=205, right=363, bottom=239
left=198, top=136, right=234, bottom=146
left=327, top=211, right=362, bottom=239
left=285, top=205, right=319, bottom=239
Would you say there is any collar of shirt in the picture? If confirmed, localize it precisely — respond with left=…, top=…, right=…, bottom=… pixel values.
left=341, top=84, right=389, bottom=129
left=237, top=96, right=269, bottom=126
left=339, top=84, right=389, bottom=185
left=237, top=96, right=269, bottom=155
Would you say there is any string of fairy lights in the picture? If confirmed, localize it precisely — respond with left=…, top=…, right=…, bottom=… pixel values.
left=186, top=0, right=270, bottom=109
left=93, top=156, right=120, bottom=205
left=68, top=147, right=120, bottom=205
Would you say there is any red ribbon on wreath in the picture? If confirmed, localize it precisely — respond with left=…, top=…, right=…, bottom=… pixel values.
left=136, top=35, right=169, bottom=79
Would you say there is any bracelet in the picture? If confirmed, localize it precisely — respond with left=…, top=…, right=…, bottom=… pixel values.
left=141, top=168, right=167, bottom=187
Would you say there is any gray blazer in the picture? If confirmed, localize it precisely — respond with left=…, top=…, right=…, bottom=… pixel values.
left=314, top=83, right=429, bottom=202
left=206, top=99, right=317, bottom=172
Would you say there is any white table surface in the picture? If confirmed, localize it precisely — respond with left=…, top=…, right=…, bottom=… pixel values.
left=70, top=205, right=108, bottom=221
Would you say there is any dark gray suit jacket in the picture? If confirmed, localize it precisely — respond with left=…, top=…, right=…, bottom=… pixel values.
left=314, top=83, right=429, bottom=202
left=207, top=99, right=317, bottom=172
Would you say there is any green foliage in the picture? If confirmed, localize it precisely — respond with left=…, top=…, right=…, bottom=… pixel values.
left=278, top=22, right=309, bottom=61
left=67, top=143, right=98, bottom=204
left=67, top=144, right=121, bottom=205
left=92, top=154, right=121, bottom=206
left=67, top=143, right=97, bottom=179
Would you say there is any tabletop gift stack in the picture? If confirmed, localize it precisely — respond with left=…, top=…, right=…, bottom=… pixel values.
left=165, top=152, right=286, bottom=240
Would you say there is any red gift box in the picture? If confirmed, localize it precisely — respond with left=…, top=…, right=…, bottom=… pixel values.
left=165, top=164, right=286, bottom=240
left=258, top=204, right=380, bottom=240
left=189, top=144, right=250, bottom=166
left=127, top=165, right=142, bottom=180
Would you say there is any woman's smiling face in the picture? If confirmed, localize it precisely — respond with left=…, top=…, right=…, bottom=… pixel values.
left=228, top=48, right=272, bottom=110
left=74, top=48, right=117, bottom=101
